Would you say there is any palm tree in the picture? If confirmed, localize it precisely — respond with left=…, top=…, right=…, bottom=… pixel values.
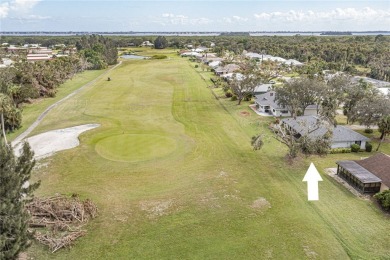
left=376, top=115, right=390, bottom=151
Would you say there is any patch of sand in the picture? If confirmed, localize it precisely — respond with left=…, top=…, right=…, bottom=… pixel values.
left=139, top=199, right=174, bottom=219
left=251, top=197, right=271, bottom=211
left=13, top=124, right=100, bottom=159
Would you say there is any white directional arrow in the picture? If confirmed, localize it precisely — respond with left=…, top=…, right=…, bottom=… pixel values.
left=303, top=163, right=323, bottom=201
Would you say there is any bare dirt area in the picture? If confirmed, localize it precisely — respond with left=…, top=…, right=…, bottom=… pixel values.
left=239, top=111, right=250, bottom=117
left=13, top=124, right=100, bottom=159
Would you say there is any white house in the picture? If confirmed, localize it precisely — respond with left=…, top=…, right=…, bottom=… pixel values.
left=281, top=115, right=370, bottom=149
left=140, top=41, right=154, bottom=47
left=254, top=91, right=318, bottom=117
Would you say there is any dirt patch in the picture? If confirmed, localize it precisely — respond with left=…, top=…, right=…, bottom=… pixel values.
left=139, top=199, right=174, bottom=219
left=240, top=111, right=250, bottom=117
left=303, top=245, right=318, bottom=259
left=251, top=197, right=271, bottom=211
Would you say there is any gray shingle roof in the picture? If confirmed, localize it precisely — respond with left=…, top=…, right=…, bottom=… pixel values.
left=281, top=115, right=370, bottom=142
left=254, top=91, right=279, bottom=109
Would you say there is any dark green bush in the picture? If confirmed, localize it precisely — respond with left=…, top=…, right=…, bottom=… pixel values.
left=152, top=54, right=167, bottom=59
left=225, top=92, right=233, bottom=98
left=374, top=190, right=390, bottom=211
left=351, top=144, right=360, bottom=152
left=231, top=95, right=238, bottom=101
left=194, top=65, right=199, bottom=68
left=365, top=142, right=373, bottom=152
left=364, top=128, right=373, bottom=134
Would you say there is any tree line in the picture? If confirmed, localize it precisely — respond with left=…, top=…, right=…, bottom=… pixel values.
left=0, top=35, right=117, bottom=133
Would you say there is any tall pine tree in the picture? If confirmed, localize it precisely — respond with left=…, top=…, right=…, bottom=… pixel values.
left=0, top=141, right=40, bottom=259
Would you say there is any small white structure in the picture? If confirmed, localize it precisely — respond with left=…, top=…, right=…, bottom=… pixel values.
left=181, top=51, right=202, bottom=58
left=140, top=41, right=154, bottom=47
left=0, top=58, right=14, bottom=68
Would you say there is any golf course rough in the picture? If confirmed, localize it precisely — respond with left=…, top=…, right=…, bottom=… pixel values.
left=95, top=133, right=178, bottom=162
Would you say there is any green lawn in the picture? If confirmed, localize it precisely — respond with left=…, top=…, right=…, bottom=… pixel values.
left=26, top=50, right=390, bottom=259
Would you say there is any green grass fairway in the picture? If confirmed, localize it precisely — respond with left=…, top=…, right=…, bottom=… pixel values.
left=95, top=134, right=178, bottom=162
left=27, top=50, right=390, bottom=259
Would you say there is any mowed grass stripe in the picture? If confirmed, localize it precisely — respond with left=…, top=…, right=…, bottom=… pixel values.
left=28, top=53, right=389, bottom=259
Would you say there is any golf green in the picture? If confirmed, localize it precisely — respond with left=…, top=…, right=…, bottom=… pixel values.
left=95, top=134, right=177, bottom=162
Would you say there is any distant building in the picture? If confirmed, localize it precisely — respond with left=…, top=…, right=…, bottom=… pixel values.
left=140, top=41, right=154, bottom=47
left=27, top=54, right=51, bottom=62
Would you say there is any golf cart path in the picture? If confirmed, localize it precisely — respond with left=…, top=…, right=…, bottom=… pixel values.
left=12, top=61, right=122, bottom=147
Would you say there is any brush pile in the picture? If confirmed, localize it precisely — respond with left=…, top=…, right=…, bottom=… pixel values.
left=26, top=194, right=98, bottom=253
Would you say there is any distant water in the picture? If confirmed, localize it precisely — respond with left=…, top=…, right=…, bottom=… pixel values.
left=2, top=32, right=390, bottom=37
left=121, top=54, right=147, bottom=59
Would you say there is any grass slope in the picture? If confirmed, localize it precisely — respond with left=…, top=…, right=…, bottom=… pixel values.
left=28, top=51, right=389, bottom=259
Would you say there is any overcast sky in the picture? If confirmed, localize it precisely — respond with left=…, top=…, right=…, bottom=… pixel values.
left=1, top=0, right=390, bottom=31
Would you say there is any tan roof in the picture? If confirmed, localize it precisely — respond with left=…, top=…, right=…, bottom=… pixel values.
left=356, top=153, right=390, bottom=188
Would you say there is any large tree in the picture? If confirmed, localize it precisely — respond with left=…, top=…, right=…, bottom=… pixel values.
left=275, top=78, right=324, bottom=118
left=376, top=115, right=390, bottom=151
left=229, top=59, right=264, bottom=105
left=343, top=79, right=377, bottom=124
left=0, top=141, right=40, bottom=259
left=154, top=36, right=168, bottom=49
left=320, top=74, right=352, bottom=125
left=349, top=94, right=390, bottom=129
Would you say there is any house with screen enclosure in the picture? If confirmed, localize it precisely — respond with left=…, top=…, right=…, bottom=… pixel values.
left=336, top=153, right=390, bottom=193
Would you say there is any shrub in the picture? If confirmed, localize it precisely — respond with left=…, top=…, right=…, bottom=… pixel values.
left=374, top=190, right=390, bottom=211
left=152, top=54, right=167, bottom=59
left=244, top=94, right=252, bottom=101
left=195, top=65, right=199, bottom=68
left=365, top=142, right=373, bottom=152
left=351, top=144, right=360, bottom=152
left=330, top=148, right=352, bottom=154
left=225, top=92, right=233, bottom=98
left=364, top=128, right=373, bottom=134
left=231, top=95, right=238, bottom=101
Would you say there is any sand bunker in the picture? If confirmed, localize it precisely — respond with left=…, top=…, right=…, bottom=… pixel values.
left=13, top=124, right=100, bottom=159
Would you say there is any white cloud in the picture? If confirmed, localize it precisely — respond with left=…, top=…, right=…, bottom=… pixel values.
left=10, top=14, right=50, bottom=20
left=0, top=0, right=41, bottom=19
left=11, top=0, right=41, bottom=12
left=159, top=13, right=212, bottom=26
left=0, top=3, right=10, bottom=18
left=232, top=15, right=248, bottom=22
left=254, top=7, right=390, bottom=23
left=222, top=15, right=249, bottom=24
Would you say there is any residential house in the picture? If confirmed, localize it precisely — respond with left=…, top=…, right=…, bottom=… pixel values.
left=215, top=63, right=240, bottom=76
left=254, top=91, right=318, bottom=117
left=281, top=115, right=369, bottom=149
left=27, top=54, right=51, bottom=62
left=181, top=51, right=202, bottom=58
left=140, top=41, right=154, bottom=47
left=336, top=153, right=390, bottom=193
left=253, top=84, right=273, bottom=95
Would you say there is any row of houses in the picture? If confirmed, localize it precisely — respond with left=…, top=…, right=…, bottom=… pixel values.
left=3, top=44, right=76, bottom=63
left=244, top=52, right=304, bottom=66
left=181, top=45, right=390, bottom=199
